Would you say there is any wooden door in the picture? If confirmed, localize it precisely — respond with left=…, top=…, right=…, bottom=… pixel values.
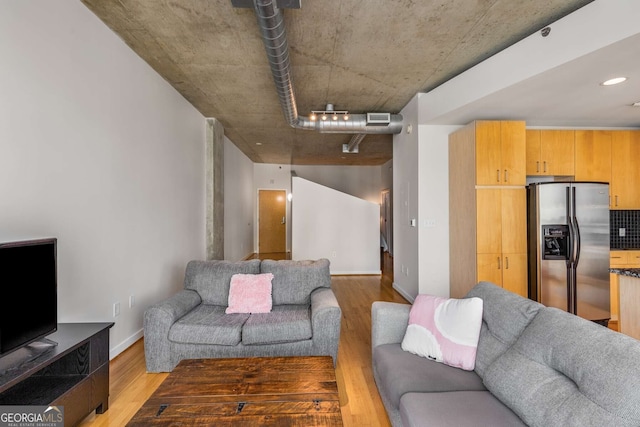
left=611, top=131, right=640, bottom=209
left=526, top=129, right=542, bottom=175
left=475, top=121, right=502, bottom=185
left=540, top=130, right=574, bottom=176
left=258, top=189, right=286, bottom=253
left=476, top=188, right=502, bottom=254
left=501, top=188, right=527, bottom=254
left=575, top=130, right=611, bottom=182
left=500, top=121, right=526, bottom=185
left=502, top=253, right=528, bottom=297
left=477, top=254, right=502, bottom=286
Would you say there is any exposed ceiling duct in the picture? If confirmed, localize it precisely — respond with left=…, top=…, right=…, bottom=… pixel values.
left=239, top=0, right=403, bottom=136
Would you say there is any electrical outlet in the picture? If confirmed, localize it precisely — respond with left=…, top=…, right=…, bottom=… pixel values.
left=113, top=302, right=120, bottom=317
left=619, top=228, right=626, bottom=237
left=129, top=295, right=135, bottom=308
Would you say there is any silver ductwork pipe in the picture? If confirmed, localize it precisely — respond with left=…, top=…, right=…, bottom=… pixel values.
left=252, top=0, right=403, bottom=134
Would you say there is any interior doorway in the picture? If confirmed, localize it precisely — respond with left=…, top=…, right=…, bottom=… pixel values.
left=381, top=189, right=392, bottom=255
left=258, top=189, right=287, bottom=255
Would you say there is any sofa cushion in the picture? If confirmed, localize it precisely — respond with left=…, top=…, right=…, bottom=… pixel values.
left=484, top=307, right=640, bottom=427
left=168, top=304, right=248, bottom=346
left=401, top=294, right=483, bottom=371
left=373, top=343, right=486, bottom=409
left=226, top=273, right=274, bottom=314
left=260, top=259, right=331, bottom=305
left=399, top=391, right=526, bottom=427
left=184, top=259, right=261, bottom=305
left=465, top=281, right=543, bottom=378
left=242, top=305, right=312, bottom=345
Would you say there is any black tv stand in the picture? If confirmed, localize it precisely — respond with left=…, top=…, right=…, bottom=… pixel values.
left=0, top=323, right=114, bottom=427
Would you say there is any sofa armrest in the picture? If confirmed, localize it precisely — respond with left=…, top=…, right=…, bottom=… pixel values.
left=143, top=289, right=201, bottom=372
left=310, top=287, right=342, bottom=366
left=371, top=301, right=411, bottom=350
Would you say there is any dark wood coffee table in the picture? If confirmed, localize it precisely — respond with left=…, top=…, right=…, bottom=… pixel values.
left=127, top=355, right=343, bottom=426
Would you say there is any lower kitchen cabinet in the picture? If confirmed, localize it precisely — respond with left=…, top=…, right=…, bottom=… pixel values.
left=477, top=253, right=527, bottom=297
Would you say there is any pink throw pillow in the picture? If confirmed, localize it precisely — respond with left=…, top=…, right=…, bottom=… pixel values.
left=225, top=273, right=274, bottom=314
left=401, top=294, right=483, bottom=371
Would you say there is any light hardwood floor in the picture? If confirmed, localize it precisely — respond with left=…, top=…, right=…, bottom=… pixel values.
left=79, top=252, right=408, bottom=426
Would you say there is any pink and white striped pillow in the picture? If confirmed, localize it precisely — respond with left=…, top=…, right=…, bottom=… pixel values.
left=401, top=294, right=483, bottom=371
left=225, top=273, right=274, bottom=314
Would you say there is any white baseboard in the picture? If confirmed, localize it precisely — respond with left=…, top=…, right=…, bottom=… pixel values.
left=392, top=282, right=415, bottom=303
left=109, top=328, right=143, bottom=360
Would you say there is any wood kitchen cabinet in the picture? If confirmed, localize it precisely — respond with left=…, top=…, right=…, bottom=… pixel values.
left=449, top=121, right=528, bottom=298
left=476, top=121, right=526, bottom=186
left=526, top=129, right=575, bottom=176
left=611, top=130, right=640, bottom=209
left=610, top=250, right=640, bottom=322
left=476, top=188, right=528, bottom=297
left=574, top=130, right=612, bottom=182
left=476, top=188, right=527, bottom=255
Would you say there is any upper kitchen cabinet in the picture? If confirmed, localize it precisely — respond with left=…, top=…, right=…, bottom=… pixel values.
left=526, top=129, right=575, bottom=176
left=611, top=130, right=640, bottom=209
left=574, top=130, right=612, bottom=183
left=475, top=121, right=526, bottom=186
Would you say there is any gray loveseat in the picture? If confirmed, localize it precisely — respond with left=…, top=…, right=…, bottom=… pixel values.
left=372, top=281, right=640, bottom=427
left=144, top=258, right=341, bottom=372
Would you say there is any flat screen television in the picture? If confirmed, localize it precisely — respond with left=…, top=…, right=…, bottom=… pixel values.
left=0, top=238, right=58, bottom=357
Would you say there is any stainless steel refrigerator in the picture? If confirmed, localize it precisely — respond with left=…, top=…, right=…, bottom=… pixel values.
left=527, top=182, right=610, bottom=324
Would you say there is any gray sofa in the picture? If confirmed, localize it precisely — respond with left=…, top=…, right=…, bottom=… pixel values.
left=372, top=281, right=640, bottom=427
left=144, top=258, right=341, bottom=372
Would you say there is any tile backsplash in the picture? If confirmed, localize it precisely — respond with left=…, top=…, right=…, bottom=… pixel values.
left=610, top=210, right=640, bottom=249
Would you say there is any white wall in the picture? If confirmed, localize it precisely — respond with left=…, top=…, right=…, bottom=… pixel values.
left=417, top=125, right=459, bottom=298
left=292, top=177, right=380, bottom=274
left=392, top=96, right=460, bottom=300
left=293, top=165, right=383, bottom=204
left=392, top=97, right=420, bottom=301
left=0, top=1, right=206, bottom=359
left=224, top=137, right=254, bottom=261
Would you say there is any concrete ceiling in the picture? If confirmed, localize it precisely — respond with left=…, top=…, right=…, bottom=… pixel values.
left=80, top=0, right=597, bottom=165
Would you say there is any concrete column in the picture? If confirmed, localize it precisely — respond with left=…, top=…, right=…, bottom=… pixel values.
left=206, top=118, right=224, bottom=260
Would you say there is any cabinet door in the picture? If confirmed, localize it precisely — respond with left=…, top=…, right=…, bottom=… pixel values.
left=575, top=130, right=611, bottom=183
left=501, top=188, right=527, bottom=254
left=476, top=189, right=502, bottom=254
left=501, top=121, right=526, bottom=185
left=540, top=130, right=574, bottom=176
left=611, top=131, right=640, bottom=209
left=502, top=253, right=528, bottom=297
left=475, top=121, right=502, bottom=185
left=477, top=253, right=503, bottom=286
left=526, top=130, right=542, bottom=175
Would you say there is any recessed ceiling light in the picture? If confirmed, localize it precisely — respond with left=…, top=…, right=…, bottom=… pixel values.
left=256, top=142, right=262, bottom=145
left=633, top=102, right=640, bottom=107
left=601, top=77, right=627, bottom=86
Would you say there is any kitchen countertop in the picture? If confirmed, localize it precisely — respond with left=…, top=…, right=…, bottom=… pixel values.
left=610, top=268, right=640, bottom=278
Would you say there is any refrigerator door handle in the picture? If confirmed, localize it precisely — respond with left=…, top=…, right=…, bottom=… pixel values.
left=573, top=216, right=581, bottom=267
left=566, top=187, right=575, bottom=266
